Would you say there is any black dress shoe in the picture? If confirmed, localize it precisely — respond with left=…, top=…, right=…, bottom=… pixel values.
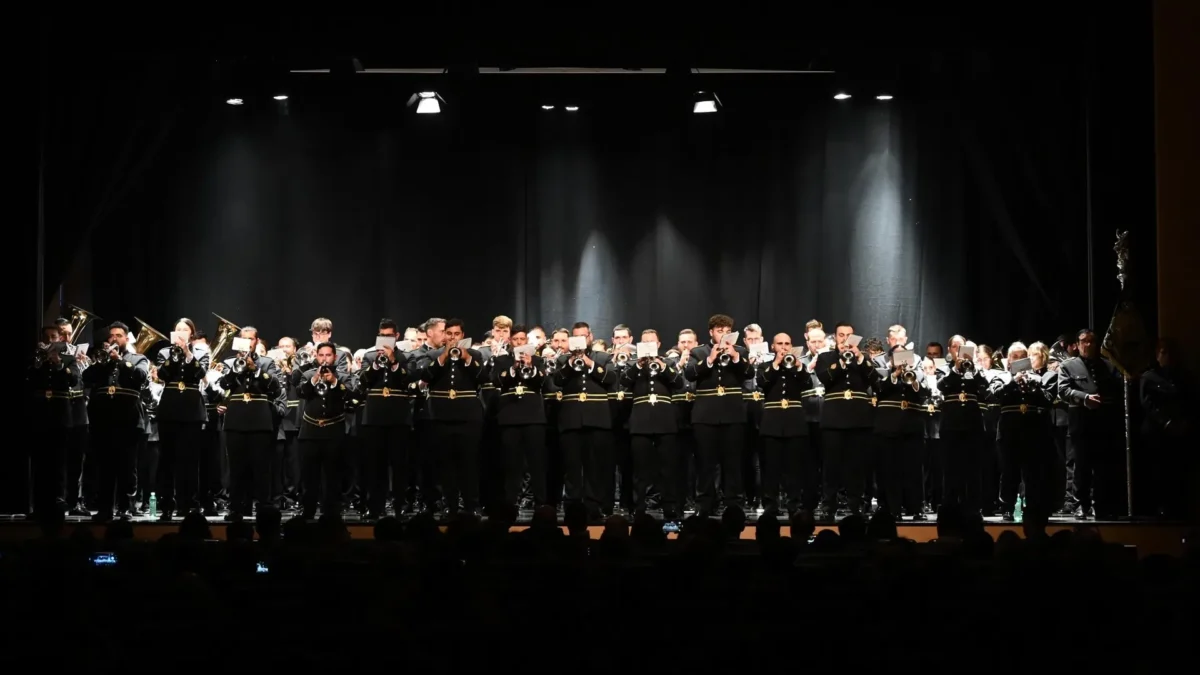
left=1074, top=506, right=1094, bottom=519
left=911, top=512, right=928, bottom=521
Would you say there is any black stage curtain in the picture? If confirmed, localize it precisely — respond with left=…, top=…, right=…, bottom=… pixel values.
left=77, top=73, right=1098, bottom=351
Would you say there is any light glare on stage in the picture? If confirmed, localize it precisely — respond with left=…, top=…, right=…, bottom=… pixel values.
left=693, top=91, right=721, bottom=114
left=834, top=93, right=851, bottom=100
left=541, top=104, right=555, bottom=110
left=416, top=91, right=441, bottom=114
left=273, top=95, right=289, bottom=101
left=226, top=98, right=244, bottom=106
left=876, top=94, right=894, bottom=100
left=565, top=105, right=579, bottom=112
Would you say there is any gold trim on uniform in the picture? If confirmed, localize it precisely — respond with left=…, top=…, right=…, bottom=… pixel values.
left=649, top=393, right=658, bottom=404
left=780, top=399, right=789, bottom=409
left=1020, top=403, right=1028, bottom=414
left=927, top=404, right=936, bottom=413
left=556, top=391, right=563, bottom=401
left=579, top=392, right=588, bottom=402
left=515, top=385, right=526, bottom=396
left=843, top=389, right=852, bottom=400
left=382, top=387, right=391, bottom=397
left=303, top=413, right=345, bottom=428
left=449, top=389, right=457, bottom=400
left=616, top=391, right=625, bottom=401
left=717, top=385, right=726, bottom=396
left=107, top=386, right=116, bottom=396
left=177, top=381, right=186, bottom=392
left=243, top=393, right=251, bottom=402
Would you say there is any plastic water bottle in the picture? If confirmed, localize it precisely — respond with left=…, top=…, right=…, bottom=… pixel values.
left=148, top=492, right=157, bottom=519
left=1013, top=494, right=1023, bottom=523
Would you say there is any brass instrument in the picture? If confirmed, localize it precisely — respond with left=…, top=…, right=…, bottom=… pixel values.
left=315, top=365, right=332, bottom=395
left=901, top=367, right=918, bottom=385
left=294, top=349, right=315, bottom=370
left=209, top=313, right=242, bottom=366
left=782, top=353, right=798, bottom=369
left=717, top=349, right=732, bottom=366
left=132, top=317, right=168, bottom=355
left=66, top=305, right=101, bottom=345
left=449, top=346, right=463, bottom=361
left=841, top=351, right=856, bottom=367
left=665, top=349, right=681, bottom=360
left=614, top=351, right=631, bottom=366
left=1015, top=370, right=1034, bottom=392
left=519, top=362, right=537, bottom=379
left=954, top=358, right=975, bottom=375
left=571, top=355, right=586, bottom=371
left=648, top=359, right=662, bottom=376
left=33, top=343, right=52, bottom=368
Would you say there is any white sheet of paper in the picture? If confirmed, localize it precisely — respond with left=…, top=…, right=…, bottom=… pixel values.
left=375, top=336, right=397, bottom=350
left=266, top=348, right=286, bottom=360
left=1008, top=357, right=1032, bottom=373
left=396, top=340, right=414, bottom=352
left=205, top=370, right=223, bottom=385
left=170, top=331, right=186, bottom=345
left=905, top=342, right=914, bottom=351
left=934, top=358, right=948, bottom=369
left=456, top=338, right=473, bottom=351
left=636, top=342, right=658, bottom=358
left=514, top=345, right=536, bottom=358
left=959, top=344, right=976, bottom=361
left=847, top=334, right=863, bottom=348
left=893, top=349, right=913, bottom=367
left=568, top=336, right=587, bottom=352
left=751, top=342, right=770, bottom=356
left=232, top=337, right=252, bottom=353
left=78, top=343, right=89, bottom=356
left=721, top=332, right=739, bottom=347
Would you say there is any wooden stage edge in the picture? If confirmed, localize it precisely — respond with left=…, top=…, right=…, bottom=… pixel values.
left=0, top=520, right=1189, bottom=558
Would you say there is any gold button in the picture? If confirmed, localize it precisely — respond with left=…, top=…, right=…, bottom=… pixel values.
left=959, top=392, right=967, bottom=403
left=556, top=391, right=563, bottom=401
left=717, top=386, right=725, bottom=396
left=382, top=387, right=391, bottom=398
left=752, top=391, right=761, bottom=401
left=685, top=392, right=695, bottom=402
left=901, top=400, right=909, bottom=410
left=843, top=389, right=852, bottom=400
left=780, top=399, right=789, bottom=409
left=515, top=385, right=525, bottom=396
left=1020, top=403, right=1028, bottom=414
left=107, top=386, right=116, bottom=396
left=927, top=404, right=935, bottom=413
left=617, top=391, right=625, bottom=401
left=44, top=390, right=53, bottom=400
left=243, top=393, right=251, bottom=403
left=579, top=392, right=588, bottom=402
left=649, top=393, right=658, bottom=404
left=448, top=389, right=457, bottom=400
left=177, top=381, right=186, bottom=392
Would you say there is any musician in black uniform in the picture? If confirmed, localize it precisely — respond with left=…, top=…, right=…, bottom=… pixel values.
left=191, top=331, right=226, bottom=513
left=406, top=317, right=446, bottom=513
left=989, top=346, right=1055, bottom=521
left=975, top=345, right=1005, bottom=515
left=541, top=330, right=568, bottom=507
left=494, top=325, right=549, bottom=508
left=83, top=322, right=150, bottom=521
left=814, top=322, right=877, bottom=518
left=219, top=326, right=286, bottom=519
left=54, top=318, right=93, bottom=515
left=418, top=318, right=486, bottom=517
left=801, top=324, right=827, bottom=495
left=26, top=334, right=79, bottom=518
left=621, top=329, right=681, bottom=518
left=936, top=342, right=990, bottom=514
left=671, top=329, right=700, bottom=512
left=357, top=319, right=416, bottom=520
left=296, top=342, right=355, bottom=518
left=757, top=333, right=816, bottom=517
left=1057, top=329, right=1125, bottom=519
left=1046, top=338, right=1075, bottom=513
left=684, top=314, right=754, bottom=517
left=153, top=318, right=210, bottom=520
left=273, top=336, right=303, bottom=509
left=555, top=322, right=617, bottom=521
left=477, top=316, right=511, bottom=511
left=922, top=357, right=946, bottom=512
left=609, top=324, right=637, bottom=515
left=873, top=347, right=927, bottom=519
left=1139, top=339, right=1192, bottom=518
left=741, top=324, right=767, bottom=511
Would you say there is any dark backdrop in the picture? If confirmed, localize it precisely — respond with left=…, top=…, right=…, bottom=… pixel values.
left=72, top=72, right=1092, bottom=351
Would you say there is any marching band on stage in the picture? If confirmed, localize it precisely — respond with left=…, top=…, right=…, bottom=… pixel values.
left=24, top=307, right=1189, bottom=524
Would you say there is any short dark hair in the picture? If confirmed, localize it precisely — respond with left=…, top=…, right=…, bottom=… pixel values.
left=1077, top=328, right=1094, bottom=341
left=572, top=321, right=590, bottom=332
left=530, top=324, right=546, bottom=334
left=192, top=329, right=208, bottom=341
left=279, top=336, right=297, bottom=349
left=378, top=318, right=399, bottom=333
left=641, top=329, right=659, bottom=341
left=108, top=321, right=130, bottom=335
left=315, top=341, right=336, bottom=354
left=834, top=322, right=854, bottom=333
left=42, top=325, right=60, bottom=339
left=445, top=318, right=464, bottom=332
left=54, top=317, right=70, bottom=328
left=241, top=325, right=259, bottom=338
left=613, top=324, right=631, bottom=336
left=511, top=323, right=528, bottom=335
left=926, top=341, right=944, bottom=353
left=708, top=314, right=734, bottom=330
left=552, top=327, right=570, bottom=339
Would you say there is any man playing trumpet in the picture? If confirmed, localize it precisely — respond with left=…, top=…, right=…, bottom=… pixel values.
left=219, top=326, right=285, bottom=519
left=757, top=333, right=816, bottom=517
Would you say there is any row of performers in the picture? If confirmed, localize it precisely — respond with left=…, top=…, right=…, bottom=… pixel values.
left=25, top=314, right=1144, bottom=523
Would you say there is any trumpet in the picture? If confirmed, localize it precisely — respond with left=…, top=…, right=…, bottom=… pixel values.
left=717, top=348, right=732, bottom=366
left=1015, top=370, right=1034, bottom=391
left=648, top=359, right=662, bottom=375
left=954, top=358, right=975, bottom=375
left=169, top=345, right=186, bottom=363
left=449, top=347, right=463, bottom=361
left=519, top=363, right=537, bottom=379
left=33, top=343, right=52, bottom=368
left=571, top=355, right=586, bottom=371
left=841, top=351, right=856, bottom=367
left=901, top=367, right=918, bottom=385
left=294, top=349, right=315, bottom=370
left=614, top=351, right=631, bottom=366
left=231, top=351, right=253, bottom=374
left=782, top=353, right=798, bottom=369
left=314, top=365, right=332, bottom=395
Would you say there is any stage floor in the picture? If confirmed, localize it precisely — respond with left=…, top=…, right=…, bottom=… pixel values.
left=0, top=509, right=1189, bottom=557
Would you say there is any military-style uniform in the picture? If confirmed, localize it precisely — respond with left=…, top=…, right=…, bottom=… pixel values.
left=153, top=344, right=210, bottom=517
left=1043, top=364, right=1076, bottom=513
left=609, top=353, right=636, bottom=515
left=923, top=375, right=945, bottom=511
left=418, top=347, right=486, bottom=515
left=83, top=350, right=150, bottom=520
left=800, top=353, right=826, bottom=496
left=200, top=376, right=226, bottom=513
left=814, top=351, right=878, bottom=516
left=541, top=352, right=564, bottom=506
left=685, top=343, right=754, bottom=515
left=1139, top=361, right=1191, bottom=517
left=671, top=354, right=699, bottom=511
left=988, top=369, right=1055, bottom=519
left=357, top=348, right=416, bottom=518
left=494, top=355, right=549, bottom=507
left=554, top=351, right=617, bottom=519
left=406, top=343, right=441, bottom=512
left=977, top=368, right=1006, bottom=515
left=873, top=366, right=927, bottom=518
left=297, top=365, right=355, bottom=517
left=757, top=358, right=816, bottom=516
left=1057, top=355, right=1124, bottom=517
left=219, top=356, right=286, bottom=517
left=935, top=368, right=989, bottom=513
left=64, top=345, right=90, bottom=514
left=26, top=345, right=79, bottom=516
left=622, top=358, right=682, bottom=517
left=275, top=363, right=303, bottom=509
left=741, top=357, right=766, bottom=511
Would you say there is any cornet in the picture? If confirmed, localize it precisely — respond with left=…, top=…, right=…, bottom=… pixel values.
left=954, top=358, right=975, bottom=376
left=315, top=365, right=332, bottom=396
left=648, top=359, right=663, bottom=376
left=231, top=351, right=253, bottom=374
left=901, top=367, right=918, bottom=385
left=571, top=355, right=586, bottom=371
left=841, top=351, right=856, bottom=367
left=782, top=353, right=798, bottom=369
left=614, top=351, right=631, bottom=366
left=519, top=363, right=537, bottom=379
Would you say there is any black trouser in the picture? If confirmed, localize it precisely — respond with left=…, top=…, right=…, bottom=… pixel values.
left=409, top=419, right=443, bottom=510
left=1073, top=430, right=1124, bottom=516
left=157, top=421, right=202, bottom=514
left=360, top=425, right=411, bottom=515
left=980, top=423, right=1000, bottom=512
left=91, top=426, right=139, bottom=516
left=500, top=424, right=547, bottom=507
left=273, top=429, right=301, bottom=507
left=693, top=423, right=744, bottom=513
left=226, top=430, right=274, bottom=516
left=199, top=424, right=224, bottom=510
left=612, top=428, right=634, bottom=512
left=560, top=428, right=613, bottom=518
left=341, top=427, right=363, bottom=510
left=743, top=420, right=762, bottom=505
left=66, top=425, right=88, bottom=509
left=1051, top=425, right=1074, bottom=509
left=545, top=421, right=563, bottom=506
left=877, top=433, right=924, bottom=517
left=676, top=427, right=697, bottom=507
left=434, top=421, right=482, bottom=512
left=33, top=426, right=69, bottom=516
left=941, top=428, right=982, bottom=513
left=135, top=433, right=155, bottom=506
left=761, top=435, right=816, bottom=514
left=820, top=428, right=871, bottom=514
left=301, top=437, right=342, bottom=515
left=999, top=428, right=1054, bottom=516
left=630, top=433, right=678, bottom=516
left=480, top=417, right=502, bottom=511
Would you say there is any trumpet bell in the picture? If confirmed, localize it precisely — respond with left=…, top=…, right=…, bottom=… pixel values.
left=132, top=317, right=168, bottom=355
left=210, top=313, right=242, bottom=365
left=66, top=305, right=102, bottom=345
left=571, top=357, right=586, bottom=371
left=782, top=354, right=797, bottom=368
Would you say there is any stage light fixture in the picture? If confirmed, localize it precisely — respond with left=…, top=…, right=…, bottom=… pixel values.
left=409, top=91, right=443, bottom=114
left=226, top=98, right=244, bottom=106
left=693, top=91, right=721, bottom=114
left=273, top=94, right=289, bottom=101
left=541, top=104, right=555, bottom=110
left=565, top=105, right=579, bottom=112
left=876, top=94, right=893, bottom=100
left=833, top=93, right=851, bottom=100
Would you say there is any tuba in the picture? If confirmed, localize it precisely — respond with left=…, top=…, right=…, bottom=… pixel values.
left=132, top=317, right=168, bottom=355
left=209, top=313, right=242, bottom=366
left=66, top=305, right=101, bottom=345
